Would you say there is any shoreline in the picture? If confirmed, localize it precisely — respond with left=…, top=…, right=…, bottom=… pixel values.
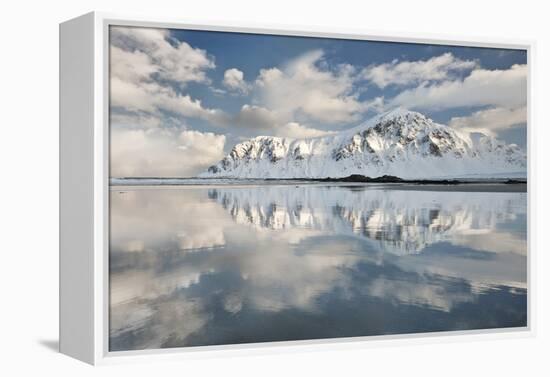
left=110, top=174, right=527, bottom=185
left=109, top=175, right=527, bottom=193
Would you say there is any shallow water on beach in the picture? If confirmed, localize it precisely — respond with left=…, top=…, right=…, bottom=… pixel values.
left=109, top=183, right=527, bottom=351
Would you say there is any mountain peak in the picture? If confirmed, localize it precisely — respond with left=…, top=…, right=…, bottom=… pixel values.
left=380, top=106, right=415, bottom=119
left=343, top=107, right=425, bottom=135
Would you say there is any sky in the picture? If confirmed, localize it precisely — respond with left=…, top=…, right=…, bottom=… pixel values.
left=109, top=25, right=527, bottom=178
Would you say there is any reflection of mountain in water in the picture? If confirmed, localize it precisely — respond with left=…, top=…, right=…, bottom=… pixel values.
left=109, top=186, right=527, bottom=351
left=208, top=186, right=524, bottom=255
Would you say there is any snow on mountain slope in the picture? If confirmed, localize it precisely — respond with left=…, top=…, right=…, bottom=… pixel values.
left=202, top=108, right=526, bottom=179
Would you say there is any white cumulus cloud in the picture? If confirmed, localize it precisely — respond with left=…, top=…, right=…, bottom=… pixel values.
left=232, top=104, right=278, bottom=130
left=254, top=50, right=368, bottom=125
left=110, top=112, right=162, bottom=129
left=110, top=26, right=227, bottom=129
left=449, top=106, right=527, bottom=136
left=110, top=78, right=226, bottom=125
left=226, top=104, right=333, bottom=138
left=388, top=64, right=527, bottom=111
left=275, top=122, right=335, bottom=139
left=110, top=26, right=215, bottom=85
left=362, top=53, right=477, bottom=88
left=222, top=68, right=250, bottom=94
left=110, top=128, right=226, bottom=177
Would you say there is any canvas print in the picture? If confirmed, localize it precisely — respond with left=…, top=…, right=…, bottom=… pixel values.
left=108, top=25, right=528, bottom=352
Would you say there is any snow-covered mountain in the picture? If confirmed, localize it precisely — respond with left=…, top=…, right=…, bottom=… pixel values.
left=202, top=108, right=526, bottom=179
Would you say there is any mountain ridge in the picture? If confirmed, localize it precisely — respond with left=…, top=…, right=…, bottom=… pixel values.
left=201, top=108, right=526, bottom=179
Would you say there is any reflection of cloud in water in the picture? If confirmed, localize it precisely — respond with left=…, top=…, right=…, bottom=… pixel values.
left=110, top=233, right=363, bottom=349
left=110, top=189, right=229, bottom=253
left=229, top=236, right=361, bottom=312
left=452, top=230, right=526, bottom=255
left=367, top=276, right=474, bottom=312
left=395, top=243, right=527, bottom=290
left=109, top=186, right=527, bottom=351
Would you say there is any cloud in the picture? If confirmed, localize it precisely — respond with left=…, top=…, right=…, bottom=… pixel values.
left=449, top=106, right=527, bottom=136
left=209, top=87, right=227, bottom=96
left=110, top=128, right=225, bottom=177
left=110, top=26, right=227, bottom=129
left=275, top=122, right=335, bottom=138
left=388, top=64, right=527, bottom=110
left=225, top=104, right=333, bottom=138
left=110, top=78, right=227, bottom=126
left=110, top=26, right=215, bottom=86
left=110, top=46, right=157, bottom=84
left=254, top=50, right=368, bottom=124
left=232, top=104, right=278, bottom=129
left=362, top=53, right=477, bottom=88
left=222, top=68, right=250, bottom=94
left=110, top=112, right=162, bottom=129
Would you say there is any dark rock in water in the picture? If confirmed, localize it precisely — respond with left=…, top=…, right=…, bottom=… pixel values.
left=307, top=174, right=466, bottom=184
left=327, top=174, right=372, bottom=182
left=370, top=175, right=404, bottom=183
left=314, top=174, right=404, bottom=183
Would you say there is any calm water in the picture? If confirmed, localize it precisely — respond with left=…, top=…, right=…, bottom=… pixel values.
left=109, top=184, right=527, bottom=351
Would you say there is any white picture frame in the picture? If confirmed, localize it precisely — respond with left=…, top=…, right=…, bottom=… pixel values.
left=60, top=11, right=535, bottom=365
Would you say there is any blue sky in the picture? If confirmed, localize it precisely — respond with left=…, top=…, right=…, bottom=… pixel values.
left=109, top=26, right=527, bottom=177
